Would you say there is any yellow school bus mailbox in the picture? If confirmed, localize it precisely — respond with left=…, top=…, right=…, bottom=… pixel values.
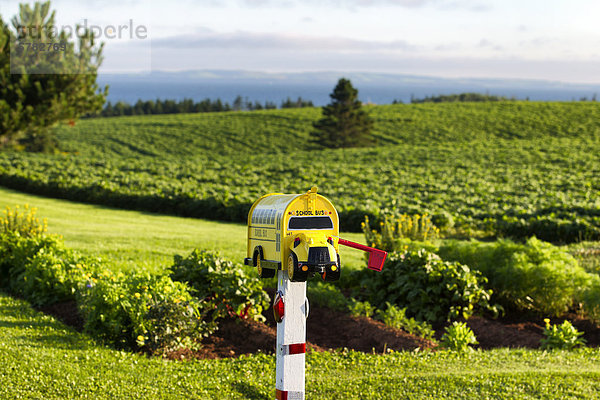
left=245, top=186, right=387, bottom=399
left=244, top=186, right=341, bottom=282
left=244, top=186, right=388, bottom=282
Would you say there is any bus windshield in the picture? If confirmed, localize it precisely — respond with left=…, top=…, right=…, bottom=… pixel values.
left=288, top=216, right=333, bottom=230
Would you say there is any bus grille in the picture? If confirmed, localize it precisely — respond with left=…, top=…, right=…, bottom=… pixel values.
left=308, top=247, right=330, bottom=265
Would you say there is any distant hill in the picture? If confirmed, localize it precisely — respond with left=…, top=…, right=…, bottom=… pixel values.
left=98, top=70, right=600, bottom=106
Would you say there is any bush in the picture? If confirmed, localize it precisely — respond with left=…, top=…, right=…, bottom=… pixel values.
left=348, top=299, right=375, bottom=318
left=438, top=237, right=591, bottom=316
left=440, top=322, right=478, bottom=352
left=363, top=214, right=440, bottom=252
left=1, top=205, right=47, bottom=237
left=0, top=222, right=218, bottom=353
left=540, top=318, right=586, bottom=350
left=375, top=302, right=435, bottom=341
left=79, top=271, right=216, bottom=352
left=357, top=249, right=498, bottom=323
left=170, top=249, right=268, bottom=322
left=307, top=281, right=350, bottom=312
left=0, top=232, right=98, bottom=305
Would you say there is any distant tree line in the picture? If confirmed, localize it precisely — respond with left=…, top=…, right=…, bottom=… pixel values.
left=91, top=96, right=314, bottom=118
left=394, top=92, right=599, bottom=104
left=394, top=92, right=514, bottom=104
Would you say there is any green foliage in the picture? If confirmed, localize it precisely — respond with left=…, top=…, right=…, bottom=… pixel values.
left=306, top=280, right=350, bottom=312
left=363, top=214, right=440, bottom=252
left=79, top=271, right=216, bottom=352
left=358, top=249, right=498, bottom=323
left=376, top=302, right=436, bottom=341
left=440, top=321, right=478, bottom=352
left=1, top=204, right=47, bottom=237
left=0, top=218, right=228, bottom=353
left=0, top=102, right=599, bottom=240
left=540, top=318, right=586, bottom=350
left=281, top=96, right=314, bottom=109
left=438, top=238, right=591, bottom=316
left=312, top=78, right=373, bottom=148
left=97, top=98, right=233, bottom=117
left=576, top=274, right=600, bottom=324
left=169, top=249, right=268, bottom=321
left=142, top=300, right=210, bottom=354
left=0, top=1, right=106, bottom=151
left=0, top=232, right=95, bottom=304
left=411, top=92, right=512, bottom=103
left=568, top=242, right=600, bottom=275
left=348, top=299, right=376, bottom=318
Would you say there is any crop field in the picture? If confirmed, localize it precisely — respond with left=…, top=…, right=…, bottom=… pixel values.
left=1, top=102, right=599, bottom=241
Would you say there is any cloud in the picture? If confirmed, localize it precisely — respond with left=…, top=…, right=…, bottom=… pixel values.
left=477, top=38, right=503, bottom=51
left=234, top=0, right=489, bottom=10
left=238, top=0, right=436, bottom=7
left=151, top=31, right=416, bottom=52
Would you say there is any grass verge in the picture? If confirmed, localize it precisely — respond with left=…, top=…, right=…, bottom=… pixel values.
left=0, top=186, right=365, bottom=272
left=2, top=292, right=600, bottom=399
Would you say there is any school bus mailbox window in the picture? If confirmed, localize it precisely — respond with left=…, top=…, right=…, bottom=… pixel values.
left=288, top=216, right=334, bottom=230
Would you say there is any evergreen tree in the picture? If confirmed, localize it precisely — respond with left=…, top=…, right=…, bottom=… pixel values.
left=311, top=78, right=373, bottom=148
left=0, top=1, right=106, bottom=151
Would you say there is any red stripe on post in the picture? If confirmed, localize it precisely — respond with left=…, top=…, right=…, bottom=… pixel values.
left=276, top=389, right=287, bottom=400
left=288, top=343, right=306, bottom=355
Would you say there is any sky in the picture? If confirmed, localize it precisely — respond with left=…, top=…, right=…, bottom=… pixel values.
left=1, top=0, right=599, bottom=83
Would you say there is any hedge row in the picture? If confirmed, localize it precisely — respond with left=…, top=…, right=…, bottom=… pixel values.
left=0, top=230, right=267, bottom=354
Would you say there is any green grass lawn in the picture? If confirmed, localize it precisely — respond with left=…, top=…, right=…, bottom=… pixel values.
left=2, top=292, right=600, bottom=399
left=0, top=186, right=366, bottom=272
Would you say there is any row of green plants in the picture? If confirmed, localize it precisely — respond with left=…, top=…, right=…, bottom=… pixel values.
left=358, top=214, right=600, bottom=324
left=1, top=138, right=598, bottom=242
left=0, top=205, right=267, bottom=354
left=309, top=275, right=587, bottom=352
left=1, top=102, right=599, bottom=241
left=439, top=319, right=586, bottom=352
left=1, top=204, right=594, bottom=355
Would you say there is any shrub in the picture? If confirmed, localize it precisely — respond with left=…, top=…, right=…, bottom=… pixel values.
left=0, top=232, right=98, bottom=305
left=540, top=318, right=586, bottom=350
left=307, top=281, right=350, bottom=312
left=375, top=302, right=435, bottom=341
left=348, top=299, right=375, bottom=318
left=438, top=237, right=591, bottom=316
left=142, top=300, right=213, bottom=355
left=440, top=321, right=478, bottom=351
left=170, top=249, right=268, bottom=322
left=357, top=249, right=498, bottom=323
left=0, top=221, right=217, bottom=353
left=78, top=270, right=216, bottom=351
left=363, top=214, right=440, bottom=252
left=1, top=205, right=47, bottom=237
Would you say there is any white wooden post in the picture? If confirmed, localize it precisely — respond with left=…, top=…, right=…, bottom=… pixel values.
left=275, top=270, right=307, bottom=400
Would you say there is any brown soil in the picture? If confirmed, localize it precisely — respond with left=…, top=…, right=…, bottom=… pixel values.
left=39, top=300, right=84, bottom=331
left=35, top=297, right=600, bottom=360
left=465, top=316, right=543, bottom=349
left=307, top=306, right=435, bottom=352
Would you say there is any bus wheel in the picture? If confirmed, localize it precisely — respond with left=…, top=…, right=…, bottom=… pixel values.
left=254, top=249, right=275, bottom=279
left=322, top=255, right=341, bottom=281
left=288, top=252, right=308, bottom=282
